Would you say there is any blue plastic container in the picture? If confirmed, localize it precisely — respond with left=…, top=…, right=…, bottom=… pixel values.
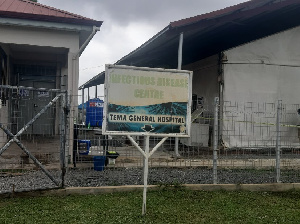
left=86, top=98, right=104, bottom=127
left=78, top=140, right=91, bottom=155
left=93, top=156, right=106, bottom=171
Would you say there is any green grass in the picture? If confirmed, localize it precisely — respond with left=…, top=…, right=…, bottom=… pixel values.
left=1, top=189, right=300, bottom=223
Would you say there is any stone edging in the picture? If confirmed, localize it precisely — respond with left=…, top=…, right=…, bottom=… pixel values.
left=1, top=183, right=300, bottom=198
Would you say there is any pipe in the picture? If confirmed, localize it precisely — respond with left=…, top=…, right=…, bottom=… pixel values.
left=82, top=88, right=84, bottom=124
left=68, top=25, right=100, bottom=164
left=73, top=26, right=100, bottom=60
left=177, top=32, right=184, bottom=70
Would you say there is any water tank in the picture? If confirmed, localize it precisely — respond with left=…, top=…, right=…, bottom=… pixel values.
left=85, top=98, right=104, bottom=127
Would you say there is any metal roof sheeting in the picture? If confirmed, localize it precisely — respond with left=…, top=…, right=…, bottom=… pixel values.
left=0, top=0, right=102, bottom=26
left=169, top=0, right=297, bottom=28
left=79, top=71, right=104, bottom=90
left=80, top=0, right=300, bottom=89
left=116, top=0, right=300, bottom=68
left=169, top=0, right=253, bottom=28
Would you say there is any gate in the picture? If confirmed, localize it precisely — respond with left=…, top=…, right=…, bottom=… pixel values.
left=0, top=85, right=67, bottom=193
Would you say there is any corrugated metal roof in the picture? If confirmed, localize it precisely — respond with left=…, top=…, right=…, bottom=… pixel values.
left=79, top=71, right=104, bottom=90
left=117, top=0, right=300, bottom=67
left=170, top=0, right=297, bottom=28
left=0, top=0, right=102, bottom=26
left=170, top=0, right=254, bottom=28
left=80, top=0, right=300, bottom=89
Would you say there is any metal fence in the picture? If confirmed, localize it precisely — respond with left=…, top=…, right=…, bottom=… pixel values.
left=0, top=85, right=67, bottom=193
left=2, top=91, right=300, bottom=193
left=68, top=97, right=300, bottom=187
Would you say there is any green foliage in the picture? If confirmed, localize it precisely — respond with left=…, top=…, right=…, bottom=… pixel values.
left=1, top=190, right=300, bottom=223
left=29, top=0, right=37, bottom=2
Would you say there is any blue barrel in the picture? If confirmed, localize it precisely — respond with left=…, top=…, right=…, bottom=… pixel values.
left=86, top=98, right=104, bottom=127
left=93, top=156, right=106, bottom=171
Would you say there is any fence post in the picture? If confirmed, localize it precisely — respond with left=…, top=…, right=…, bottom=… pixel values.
left=213, top=97, right=219, bottom=184
left=60, top=92, right=67, bottom=188
left=275, top=100, right=282, bottom=183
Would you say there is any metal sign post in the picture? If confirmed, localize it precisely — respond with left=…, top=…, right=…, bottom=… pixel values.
left=127, top=135, right=168, bottom=215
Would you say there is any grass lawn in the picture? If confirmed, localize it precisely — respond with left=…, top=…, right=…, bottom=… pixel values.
left=0, top=188, right=300, bottom=223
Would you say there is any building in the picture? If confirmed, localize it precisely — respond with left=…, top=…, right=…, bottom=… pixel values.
left=0, top=0, right=102, bottom=160
left=81, top=0, right=300, bottom=147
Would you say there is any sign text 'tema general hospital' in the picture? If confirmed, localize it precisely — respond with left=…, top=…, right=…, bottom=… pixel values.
left=103, top=65, right=193, bottom=137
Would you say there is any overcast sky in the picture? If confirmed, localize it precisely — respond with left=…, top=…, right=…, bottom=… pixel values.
left=39, top=0, right=248, bottom=100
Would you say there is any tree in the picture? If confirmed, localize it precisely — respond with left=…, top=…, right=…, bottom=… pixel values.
left=29, top=0, right=38, bottom=2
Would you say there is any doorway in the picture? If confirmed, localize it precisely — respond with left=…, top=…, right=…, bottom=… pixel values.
left=12, top=64, right=56, bottom=135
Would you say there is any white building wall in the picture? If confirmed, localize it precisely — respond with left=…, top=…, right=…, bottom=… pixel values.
left=0, top=25, right=79, bottom=51
left=222, top=26, right=300, bottom=147
left=183, top=54, right=219, bottom=109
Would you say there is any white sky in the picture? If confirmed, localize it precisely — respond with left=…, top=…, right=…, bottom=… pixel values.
left=38, top=0, right=249, bottom=101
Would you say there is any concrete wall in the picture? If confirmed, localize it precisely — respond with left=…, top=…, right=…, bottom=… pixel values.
left=223, top=26, right=300, bottom=104
left=183, top=54, right=219, bottom=110
left=0, top=25, right=79, bottom=50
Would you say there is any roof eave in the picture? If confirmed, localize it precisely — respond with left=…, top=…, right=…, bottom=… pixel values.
left=116, top=0, right=300, bottom=68
left=115, top=25, right=171, bottom=65
left=0, top=16, right=98, bottom=33
left=0, top=11, right=103, bottom=27
left=79, top=71, right=105, bottom=90
left=0, top=16, right=102, bottom=57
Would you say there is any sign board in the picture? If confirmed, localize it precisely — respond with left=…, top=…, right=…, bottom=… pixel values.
left=102, top=65, right=193, bottom=137
left=19, top=89, right=30, bottom=98
left=37, top=91, right=49, bottom=98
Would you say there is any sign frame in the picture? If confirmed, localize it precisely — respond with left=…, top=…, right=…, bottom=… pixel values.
left=102, top=64, right=193, bottom=137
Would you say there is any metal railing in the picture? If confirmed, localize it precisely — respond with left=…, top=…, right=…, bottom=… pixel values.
left=2, top=92, right=300, bottom=193
left=0, top=85, right=67, bottom=193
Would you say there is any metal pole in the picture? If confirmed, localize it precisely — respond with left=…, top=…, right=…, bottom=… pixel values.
left=60, top=93, right=67, bottom=188
left=175, top=138, right=180, bottom=158
left=178, top=32, right=183, bottom=70
left=82, top=88, right=84, bottom=124
left=175, top=32, right=184, bottom=158
left=213, top=97, right=219, bottom=184
left=142, top=135, right=150, bottom=215
left=276, top=100, right=282, bottom=183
